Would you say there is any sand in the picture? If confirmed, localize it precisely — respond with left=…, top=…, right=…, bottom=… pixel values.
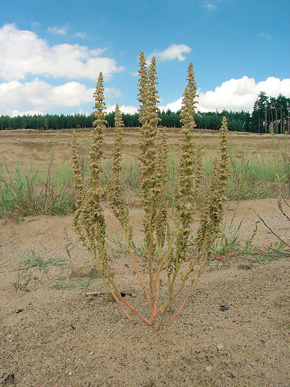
left=0, top=129, right=289, bottom=386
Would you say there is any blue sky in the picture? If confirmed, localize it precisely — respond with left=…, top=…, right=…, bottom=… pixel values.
left=0, top=0, right=289, bottom=116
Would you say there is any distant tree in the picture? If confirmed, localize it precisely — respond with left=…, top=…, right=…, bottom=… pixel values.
left=106, top=112, right=115, bottom=127
left=1, top=92, right=288, bottom=133
left=251, top=92, right=290, bottom=134
left=251, top=92, right=269, bottom=133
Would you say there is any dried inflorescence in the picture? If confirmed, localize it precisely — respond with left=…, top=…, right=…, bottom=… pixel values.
left=174, top=63, right=199, bottom=268
left=195, top=116, right=229, bottom=258
left=72, top=53, right=230, bottom=329
left=107, top=104, right=130, bottom=231
left=72, top=73, right=108, bottom=275
left=137, top=53, right=167, bottom=259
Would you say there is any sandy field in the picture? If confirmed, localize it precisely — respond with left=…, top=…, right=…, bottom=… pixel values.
left=0, top=127, right=287, bottom=169
left=0, top=129, right=289, bottom=386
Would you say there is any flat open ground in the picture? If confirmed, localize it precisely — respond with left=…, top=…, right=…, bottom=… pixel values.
left=0, top=129, right=289, bottom=386
left=0, top=127, right=287, bottom=168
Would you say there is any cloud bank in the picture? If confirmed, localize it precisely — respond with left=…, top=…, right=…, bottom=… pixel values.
left=0, top=78, right=121, bottom=116
left=0, top=24, right=124, bottom=115
left=106, top=104, right=138, bottom=115
left=150, top=44, right=191, bottom=62
left=0, top=24, right=289, bottom=117
left=160, top=76, right=290, bottom=113
left=2, top=73, right=289, bottom=116
left=0, top=24, right=123, bottom=82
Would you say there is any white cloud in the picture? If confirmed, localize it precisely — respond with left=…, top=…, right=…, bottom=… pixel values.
left=0, top=78, right=122, bottom=116
left=159, top=98, right=183, bottom=112
left=150, top=44, right=191, bottom=62
left=7, top=109, right=46, bottom=117
left=160, top=76, right=290, bottom=113
left=198, top=76, right=290, bottom=112
left=0, top=78, right=95, bottom=115
left=106, top=104, right=138, bottom=115
left=74, top=32, right=87, bottom=38
left=0, top=24, right=124, bottom=81
left=203, top=1, right=217, bottom=10
left=47, top=25, right=68, bottom=35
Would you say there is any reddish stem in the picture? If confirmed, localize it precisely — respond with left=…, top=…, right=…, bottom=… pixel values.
left=278, top=197, right=290, bottom=222
left=281, top=194, right=290, bottom=209
left=108, top=277, right=153, bottom=326
left=171, top=278, right=199, bottom=321
left=108, top=290, right=136, bottom=324
left=257, top=213, right=290, bottom=248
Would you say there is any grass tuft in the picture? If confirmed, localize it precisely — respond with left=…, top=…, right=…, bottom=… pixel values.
left=0, top=160, right=75, bottom=219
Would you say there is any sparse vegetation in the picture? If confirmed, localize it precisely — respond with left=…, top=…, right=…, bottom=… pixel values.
left=1, top=124, right=289, bottom=220
left=10, top=270, right=31, bottom=292
left=0, top=156, right=74, bottom=219
left=10, top=249, right=100, bottom=293
left=256, top=191, right=290, bottom=256
left=18, top=250, right=67, bottom=272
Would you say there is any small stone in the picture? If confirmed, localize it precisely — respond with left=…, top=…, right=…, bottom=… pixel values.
left=206, top=365, right=213, bottom=373
left=2, top=374, right=15, bottom=385
left=217, top=344, right=224, bottom=350
left=238, top=264, right=252, bottom=270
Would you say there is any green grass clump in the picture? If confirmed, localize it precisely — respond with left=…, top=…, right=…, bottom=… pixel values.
left=18, top=250, right=67, bottom=272
left=10, top=249, right=100, bottom=293
left=0, top=161, right=75, bottom=219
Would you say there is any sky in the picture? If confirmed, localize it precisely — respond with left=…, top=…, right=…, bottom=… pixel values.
left=0, top=0, right=289, bottom=117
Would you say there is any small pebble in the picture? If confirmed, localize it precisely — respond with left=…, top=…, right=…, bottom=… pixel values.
left=206, top=365, right=213, bottom=373
left=217, top=344, right=224, bottom=350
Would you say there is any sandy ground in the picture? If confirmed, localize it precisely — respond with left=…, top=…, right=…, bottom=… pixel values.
left=0, top=128, right=287, bottom=170
left=0, top=129, right=289, bottom=386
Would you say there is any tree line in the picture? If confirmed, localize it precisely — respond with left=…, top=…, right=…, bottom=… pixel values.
left=0, top=93, right=289, bottom=133
left=251, top=92, right=290, bottom=134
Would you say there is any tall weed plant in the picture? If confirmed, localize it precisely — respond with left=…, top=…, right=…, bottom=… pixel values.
left=72, top=53, right=230, bottom=328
